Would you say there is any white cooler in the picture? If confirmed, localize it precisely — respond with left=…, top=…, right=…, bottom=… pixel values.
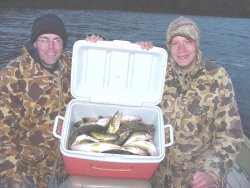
left=53, top=40, right=173, bottom=180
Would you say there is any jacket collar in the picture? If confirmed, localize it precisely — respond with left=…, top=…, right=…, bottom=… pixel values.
left=170, top=50, right=204, bottom=92
left=25, top=41, right=59, bottom=74
left=21, top=46, right=61, bottom=78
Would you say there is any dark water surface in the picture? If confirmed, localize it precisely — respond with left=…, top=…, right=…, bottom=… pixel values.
left=0, top=8, right=249, bottom=137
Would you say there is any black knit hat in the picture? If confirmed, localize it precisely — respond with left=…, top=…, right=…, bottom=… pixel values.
left=30, top=14, right=68, bottom=47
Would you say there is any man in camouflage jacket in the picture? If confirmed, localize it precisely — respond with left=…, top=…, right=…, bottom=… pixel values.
left=151, top=16, right=243, bottom=188
left=0, top=14, right=72, bottom=187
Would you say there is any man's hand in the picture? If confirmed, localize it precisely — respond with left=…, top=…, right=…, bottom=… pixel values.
left=189, top=171, right=215, bottom=188
left=83, top=34, right=106, bottom=42
left=135, top=41, right=153, bottom=50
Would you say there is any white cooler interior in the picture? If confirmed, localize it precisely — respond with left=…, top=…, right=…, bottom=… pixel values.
left=71, top=40, right=168, bottom=106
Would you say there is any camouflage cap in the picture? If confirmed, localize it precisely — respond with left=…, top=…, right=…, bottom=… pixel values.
left=166, top=16, right=200, bottom=50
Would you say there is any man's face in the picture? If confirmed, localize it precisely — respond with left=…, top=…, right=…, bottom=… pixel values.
left=33, top=33, right=64, bottom=69
left=170, top=36, right=197, bottom=73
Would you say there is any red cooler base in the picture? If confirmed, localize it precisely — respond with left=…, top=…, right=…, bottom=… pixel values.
left=64, top=156, right=159, bottom=180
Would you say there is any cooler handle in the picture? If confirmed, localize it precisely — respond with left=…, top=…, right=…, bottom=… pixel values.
left=53, top=115, right=64, bottom=140
left=164, top=124, right=174, bottom=147
left=91, top=164, right=133, bottom=172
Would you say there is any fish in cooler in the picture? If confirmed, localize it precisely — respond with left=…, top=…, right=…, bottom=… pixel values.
left=68, top=110, right=158, bottom=156
left=70, top=142, right=122, bottom=153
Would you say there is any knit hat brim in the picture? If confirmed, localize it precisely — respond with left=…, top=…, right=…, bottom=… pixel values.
left=30, top=14, right=68, bottom=47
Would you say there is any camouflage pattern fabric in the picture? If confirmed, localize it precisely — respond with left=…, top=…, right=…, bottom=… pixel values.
left=151, top=51, right=244, bottom=188
left=0, top=47, right=73, bottom=187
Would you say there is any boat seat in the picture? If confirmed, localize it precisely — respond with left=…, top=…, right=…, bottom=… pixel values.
left=68, top=175, right=152, bottom=188
left=237, top=136, right=250, bottom=176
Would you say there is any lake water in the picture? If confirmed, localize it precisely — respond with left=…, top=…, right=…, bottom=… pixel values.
left=0, top=8, right=249, bottom=137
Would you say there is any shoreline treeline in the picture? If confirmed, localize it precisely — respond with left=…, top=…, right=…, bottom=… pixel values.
left=1, top=0, right=250, bottom=18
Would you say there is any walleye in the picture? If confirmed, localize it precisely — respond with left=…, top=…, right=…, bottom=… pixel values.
left=125, top=140, right=157, bottom=156
left=74, top=116, right=111, bottom=128
left=117, top=121, right=155, bottom=136
left=121, top=146, right=148, bottom=156
left=95, top=117, right=112, bottom=127
left=74, top=117, right=100, bottom=128
left=102, top=149, right=135, bottom=155
left=106, top=111, right=123, bottom=134
left=71, top=134, right=99, bottom=146
left=121, top=115, right=142, bottom=123
left=113, top=129, right=133, bottom=146
left=68, top=124, right=106, bottom=148
left=70, top=142, right=121, bottom=153
left=90, top=131, right=118, bottom=142
left=124, top=131, right=153, bottom=146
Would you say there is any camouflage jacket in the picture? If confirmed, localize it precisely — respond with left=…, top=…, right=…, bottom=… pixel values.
left=151, top=51, right=243, bottom=188
left=0, top=47, right=72, bottom=187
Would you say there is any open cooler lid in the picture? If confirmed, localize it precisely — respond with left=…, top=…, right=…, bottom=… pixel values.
left=71, top=40, right=168, bottom=107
